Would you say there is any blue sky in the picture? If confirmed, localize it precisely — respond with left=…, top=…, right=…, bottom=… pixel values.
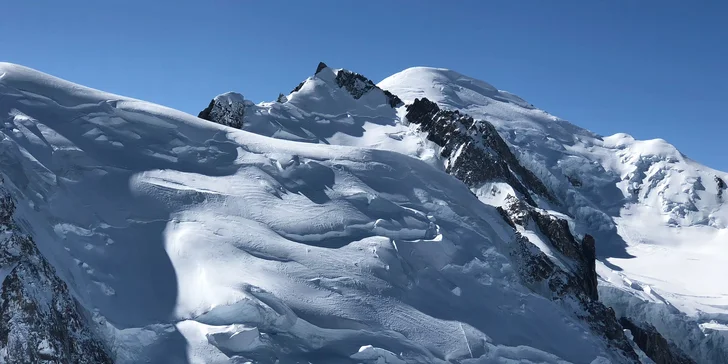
left=2, top=1, right=726, bottom=170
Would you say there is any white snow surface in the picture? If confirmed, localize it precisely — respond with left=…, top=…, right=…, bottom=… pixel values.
left=377, top=66, right=728, bottom=363
left=0, top=63, right=635, bottom=363
left=379, top=67, right=728, bottom=318
left=235, top=64, right=728, bottom=335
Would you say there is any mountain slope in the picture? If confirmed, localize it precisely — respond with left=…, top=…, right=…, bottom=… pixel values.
left=379, top=66, right=728, bottom=299
left=0, top=63, right=645, bottom=363
left=200, top=63, right=727, bottom=363
left=379, top=67, right=728, bottom=363
left=0, top=184, right=112, bottom=363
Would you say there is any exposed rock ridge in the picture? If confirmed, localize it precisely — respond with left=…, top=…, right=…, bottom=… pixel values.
left=198, top=92, right=247, bottom=129
left=716, top=176, right=726, bottom=199
left=619, top=317, right=696, bottom=364
left=0, top=187, right=112, bottom=363
left=405, top=97, right=555, bottom=206
left=334, top=71, right=403, bottom=108
left=507, top=231, right=639, bottom=362
left=499, top=194, right=597, bottom=299
left=498, top=197, right=638, bottom=362
left=313, top=62, right=403, bottom=108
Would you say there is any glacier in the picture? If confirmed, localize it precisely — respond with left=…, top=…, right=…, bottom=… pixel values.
left=200, top=63, right=728, bottom=363
left=0, top=60, right=726, bottom=363
left=0, top=63, right=640, bottom=363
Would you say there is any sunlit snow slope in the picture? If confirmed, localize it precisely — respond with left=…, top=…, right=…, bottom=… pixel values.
left=379, top=67, right=728, bottom=361
left=0, top=63, right=638, bottom=363
left=212, top=65, right=728, bottom=325
left=198, top=63, right=728, bottom=362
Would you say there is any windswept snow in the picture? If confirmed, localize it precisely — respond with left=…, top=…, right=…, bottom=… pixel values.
left=379, top=66, right=728, bottom=363
left=241, top=63, right=728, bottom=338
left=0, top=63, right=637, bottom=363
left=3, top=58, right=725, bottom=363
left=233, top=65, right=445, bottom=170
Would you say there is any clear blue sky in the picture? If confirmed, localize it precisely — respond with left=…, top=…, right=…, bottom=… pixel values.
left=2, top=1, right=726, bottom=170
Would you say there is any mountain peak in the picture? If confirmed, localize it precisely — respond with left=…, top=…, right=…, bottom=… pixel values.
left=198, top=91, right=248, bottom=129
left=379, top=66, right=533, bottom=111
left=314, top=61, right=329, bottom=74
left=289, top=63, right=403, bottom=108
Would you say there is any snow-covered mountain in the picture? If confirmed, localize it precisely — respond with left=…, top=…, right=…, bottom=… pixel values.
left=0, top=60, right=725, bottom=364
left=379, top=67, right=728, bottom=363
left=198, top=62, right=728, bottom=363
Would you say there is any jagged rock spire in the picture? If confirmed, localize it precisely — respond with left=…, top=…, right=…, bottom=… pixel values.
left=197, top=92, right=246, bottom=129
left=315, top=62, right=329, bottom=74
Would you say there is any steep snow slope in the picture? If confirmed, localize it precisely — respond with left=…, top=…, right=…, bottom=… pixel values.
left=198, top=63, right=728, bottom=362
left=205, top=64, right=728, bottom=328
left=380, top=67, right=727, bottom=228
left=203, top=65, right=556, bottom=208
left=0, top=63, right=641, bottom=363
left=379, top=67, right=728, bottom=361
left=0, top=185, right=112, bottom=363
left=215, top=65, right=442, bottom=167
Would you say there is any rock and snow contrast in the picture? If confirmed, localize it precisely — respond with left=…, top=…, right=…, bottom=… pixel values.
left=0, top=61, right=725, bottom=363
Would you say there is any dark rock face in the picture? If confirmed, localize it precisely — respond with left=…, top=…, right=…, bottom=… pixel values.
left=499, top=195, right=598, bottom=300
left=197, top=93, right=246, bottom=129
left=277, top=93, right=288, bottom=103
left=198, top=99, right=215, bottom=121
left=507, top=233, right=639, bottom=362
left=290, top=80, right=306, bottom=94
left=315, top=61, right=328, bottom=75
left=716, top=176, right=726, bottom=199
left=382, top=90, right=403, bottom=108
left=582, top=234, right=598, bottom=298
left=405, top=98, right=555, bottom=206
left=530, top=214, right=599, bottom=300
left=619, top=317, right=696, bottom=364
left=334, top=69, right=403, bottom=108
left=334, top=69, right=376, bottom=99
left=289, top=63, right=404, bottom=108
left=0, top=190, right=112, bottom=363
left=498, top=196, right=639, bottom=360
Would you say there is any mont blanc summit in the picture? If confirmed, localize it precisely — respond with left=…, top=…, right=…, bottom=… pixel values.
left=0, top=61, right=725, bottom=363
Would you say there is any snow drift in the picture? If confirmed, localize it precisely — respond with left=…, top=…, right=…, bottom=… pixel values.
left=199, top=63, right=728, bottom=363
left=0, top=63, right=643, bottom=363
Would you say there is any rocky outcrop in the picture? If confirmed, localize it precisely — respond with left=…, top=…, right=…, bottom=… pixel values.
left=0, top=190, right=112, bottom=363
left=276, top=93, right=288, bottom=103
left=619, top=317, right=695, bottom=364
left=499, top=195, right=598, bottom=299
left=198, top=92, right=247, bottom=129
left=497, top=195, right=638, bottom=360
left=582, top=234, right=598, bottom=297
left=716, top=176, right=726, bottom=199
left=290, top=80, right=306, bottom=94
left=600, top=283, right=728, bottom=364
left=334, top=68, right=403, bottom=108
left=290, top=62, right=404, bottom=108
left=531, top=213, right=598, bottom=300
left=507, top=232, right=639, bottom=362
left=381, top=90, right=403, bottom=108
left=315, top=61, right=328, bottom=75
left=405, top=98, right=555, bottom=205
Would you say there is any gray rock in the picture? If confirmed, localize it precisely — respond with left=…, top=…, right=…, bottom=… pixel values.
left=498, top=196, right=638, bottom=362
left=0, top=189, right=112, bottom=364
left=334, top=69, right=403, bottom=108
left=716, top=176, right=726, bottom=199
left=499, top=195, right=598, bottom=299
left=619, top=317, right=695, bottom=364
left=405, top=98, right=555, bottom=205
left=198, top=92, right=246, bottom=129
